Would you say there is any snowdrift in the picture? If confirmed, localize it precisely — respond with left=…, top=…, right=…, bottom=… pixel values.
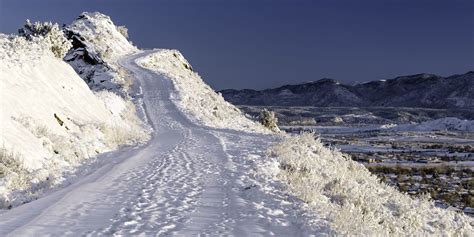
left=267, top=133, right=473, bottom=235
left=136, top=49, right=270, bottom=133
left=0, top=34, right=148, bottom=207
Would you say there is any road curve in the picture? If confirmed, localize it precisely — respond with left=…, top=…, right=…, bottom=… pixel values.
left=0, top=50, right=326, bottom=236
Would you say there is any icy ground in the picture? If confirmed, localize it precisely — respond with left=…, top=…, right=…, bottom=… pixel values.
left=0, top=51, right=330, bottom=235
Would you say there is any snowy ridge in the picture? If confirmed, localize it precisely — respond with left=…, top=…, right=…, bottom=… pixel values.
left=66, top=12, right=137, bottom=63
left=0, top=29, right=149, bottom=208
left=136, top=49, right=270, bottom=133
left=268, top=133, right=473, bottom=235
left=64, top=12, right=137, bottom=92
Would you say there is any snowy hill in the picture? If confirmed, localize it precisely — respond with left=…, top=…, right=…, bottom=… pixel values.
left=136, top=49, right=270, bottom=133
left=220, top=71, right=474, bottom=109
left=0, top=18, right=148, bottom=208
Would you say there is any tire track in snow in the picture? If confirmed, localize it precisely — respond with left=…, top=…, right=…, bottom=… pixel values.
left=96, top=50, right=329, bottom=236
left=0, top=50, right=330, bottom=236
left=95, top=128, right=205, bottom=235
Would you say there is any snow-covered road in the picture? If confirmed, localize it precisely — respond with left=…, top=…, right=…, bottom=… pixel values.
left=0, top=51, right=325, bottom=236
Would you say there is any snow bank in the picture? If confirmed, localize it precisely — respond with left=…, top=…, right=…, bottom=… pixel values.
left=136, top=49, right=270, bottom=133
left=0, top=35, right=149, bottom=208
left=267, top=133, right=473, bottom=235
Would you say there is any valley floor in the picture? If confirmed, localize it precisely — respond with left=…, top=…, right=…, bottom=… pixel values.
left=0, top=51, right=328, bottom=235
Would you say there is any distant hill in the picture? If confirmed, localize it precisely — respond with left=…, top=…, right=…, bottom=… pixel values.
left=220, top=71, right=474, bottom=109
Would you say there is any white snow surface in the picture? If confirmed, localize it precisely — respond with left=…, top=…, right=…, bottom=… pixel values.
left=0, top=36, right=107, bottom=168
left=0, top=51, right=327, bottom=235
left=0, top=35, right=149, bottom=208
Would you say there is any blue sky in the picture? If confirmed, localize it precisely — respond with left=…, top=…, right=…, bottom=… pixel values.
left=1, top=0, right=473, bottom=89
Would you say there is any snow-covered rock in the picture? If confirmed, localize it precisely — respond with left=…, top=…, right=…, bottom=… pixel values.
left=66, top=12, right=137, bottom=63
left=64, top=12, right=138, bottom=92
left=136, top=49, right=270, bottom=133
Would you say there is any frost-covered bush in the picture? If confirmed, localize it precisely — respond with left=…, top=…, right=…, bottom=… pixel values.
left=18, top=20, right=71, bottom=58
left=268, top=133, right=473, bottom=235
left=259, top=109, right=280, bottom=132
left=0, top=146, right=24, bottom=180
left=116, top=25, right=129, bottom=39
left=0, top=146, right=54, bottom=209
left=0, top=146, right=27, bottom=208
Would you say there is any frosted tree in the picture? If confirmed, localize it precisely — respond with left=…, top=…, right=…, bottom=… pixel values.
left=259, top=109, right=280, bottom=132
left=116, top=25, right=129, bottom=39
left=18, top=20, right=72, bottom=58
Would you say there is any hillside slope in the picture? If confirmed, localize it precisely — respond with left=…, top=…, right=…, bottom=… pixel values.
left=0, top=16, right=148, bottom=208
left=136, top=49, right=269, bottom=133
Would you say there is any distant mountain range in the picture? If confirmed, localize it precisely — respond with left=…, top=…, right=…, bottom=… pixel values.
left=220, top=71, right=474, bottom=109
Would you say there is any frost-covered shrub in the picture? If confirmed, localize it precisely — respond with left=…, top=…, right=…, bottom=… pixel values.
left=0, top=146, right=33, bottom=208
left=0, top=34, right=47, bottom=65
left=0, top=146, right=24, bottom=180
left=268, top=133, right=473, bottom=235
left=0, top=145, right=61, bottom=209
left=18, top=20, right=71, bottom=58
left=116, top=25, right=129, bottom=39
left=259, top=109, right=280, bottom=132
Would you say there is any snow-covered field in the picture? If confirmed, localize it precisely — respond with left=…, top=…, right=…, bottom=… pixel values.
left=0, top=12, right=472, bottom=235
